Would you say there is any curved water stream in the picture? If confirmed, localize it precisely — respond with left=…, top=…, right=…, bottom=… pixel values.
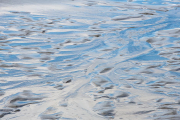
left=0, top=0, right=180, bottom=119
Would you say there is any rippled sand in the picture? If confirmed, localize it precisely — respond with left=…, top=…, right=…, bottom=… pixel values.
left=0, top=0, right=180, bottom=119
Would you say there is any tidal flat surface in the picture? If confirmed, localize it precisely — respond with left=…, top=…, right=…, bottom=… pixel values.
left=0, top=0, right=180, bottom=119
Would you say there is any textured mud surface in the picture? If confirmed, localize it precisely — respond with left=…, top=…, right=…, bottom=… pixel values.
left=0, top=0, right=180, bottom=119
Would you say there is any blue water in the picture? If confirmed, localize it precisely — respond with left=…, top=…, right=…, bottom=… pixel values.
left=0, top=0, right=180, bottom=119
